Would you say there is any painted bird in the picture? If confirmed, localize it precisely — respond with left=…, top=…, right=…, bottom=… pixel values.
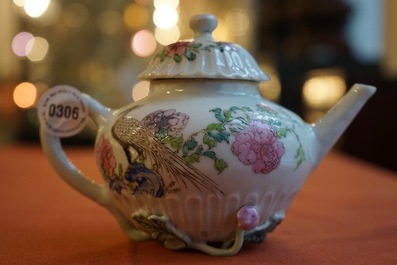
left=111, top=107, right=223, bottom=196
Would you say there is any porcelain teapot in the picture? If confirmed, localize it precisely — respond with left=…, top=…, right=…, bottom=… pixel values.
left=39, top=13, right=376, bottom=256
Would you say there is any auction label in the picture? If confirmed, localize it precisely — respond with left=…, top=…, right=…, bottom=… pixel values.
left=37, top=85, right=88, bottom=137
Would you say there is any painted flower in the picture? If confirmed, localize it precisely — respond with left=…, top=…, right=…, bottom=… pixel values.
left=164, top=41, right=193, bottom=58
left=142, top=109, right=189, bottom=138
left=96, top=135, right=117, bottom=179
left=232, top=120, right=285, bottom=174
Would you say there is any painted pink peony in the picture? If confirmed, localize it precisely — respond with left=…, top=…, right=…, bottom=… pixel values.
left=142, top=109, right=189, bottom=137
left=232, top=120, right=285, bottom=174
left=165, top=42, right=193, bottom=58
left=96, top=135, right=117, bottom=178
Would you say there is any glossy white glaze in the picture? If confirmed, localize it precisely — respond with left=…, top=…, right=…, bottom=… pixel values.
left=39, top=13, right=376, bottom=256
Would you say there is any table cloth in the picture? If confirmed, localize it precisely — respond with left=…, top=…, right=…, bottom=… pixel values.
left=1, top=145, right=397, bottom=264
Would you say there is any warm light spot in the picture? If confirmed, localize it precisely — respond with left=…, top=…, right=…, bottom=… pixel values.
left=259, top=64, right=281, bottom=102
left=63, top=4, right=89, bottom=28
left=132, top=81, right=150, bottom=101
left=13, top=82, right=37, bottom=108
left=123, top=3, right=149, bottom=30
left=225, top=8, right=250, bottom=37
left=24, top=0, right=50, bottom=18
left=26, top=37, right=49, bottom=62
left=98, top=11, right=122, bottom=35
left=303, top=70, right=346, bottom=110
left=13, top=0, right=25, bottom=7
left=153, top=5, right=179, bottom=29
left=212, top=19, right=229, bottom=41
left=155, top=26, right=180, bottom=46
left=131, top=30, right=157, bottom=57
left=12, top=32, right=34, bottom=57
left=154, top=0, right=179, bottom=9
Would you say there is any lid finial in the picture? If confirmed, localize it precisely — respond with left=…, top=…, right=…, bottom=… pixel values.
left=189, top=13, right=218, bottom=40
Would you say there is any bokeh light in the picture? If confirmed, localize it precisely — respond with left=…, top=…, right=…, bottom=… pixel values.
left=13, top=0, right=25, bottom=7
left=212, top=19, right=229, bottom=41
left=303, top=70, right=346, bottom=110
left=26, top=37, right=49, bottom=62
left=155, top=26, right=180, bottom=46
left=12, top=32, right=34, bottom=57
left=154, top=0, right=179, bottom=9
left=131, top=30, right=157, bottom=57
left=225, top=8, right=250, bottom=37
left=132, top=81, right=150, bottom=101
left=98, top=11, right=123, bottom=35
left=123, top=3, right=149, bottom=30
left=24, top=0, right=50, bottom=18
left=259, top=64, right=281, bottom=102
left=13, top=82, right=38, bottom=109
left=153, top=5, right=179, bottom=29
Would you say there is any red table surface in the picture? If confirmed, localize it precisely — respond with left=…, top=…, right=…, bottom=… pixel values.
left=1, top=144, right=397, bottom=265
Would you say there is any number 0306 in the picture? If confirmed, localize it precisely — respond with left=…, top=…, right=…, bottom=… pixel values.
left=48, top=104, right=79, bottom=120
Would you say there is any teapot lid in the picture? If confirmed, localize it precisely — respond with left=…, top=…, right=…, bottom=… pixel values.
left=139, top=13, right=270, bottom=82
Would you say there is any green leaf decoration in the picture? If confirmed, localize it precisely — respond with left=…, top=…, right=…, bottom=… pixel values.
left=161, top=135, right=184, bottom=149
left=185, top=50, right=196, bottom=61
left=186, top=137, right=198, bottom=150
left=295, top=145, right=305, bottom=169
left=155, top=128, right=168, bottom=141
left=216, top=43, right=225, bottom=52
left=195, top=145, right=203, bottom=155
left=224, top=110, right=233, bottom=121
left=170, top=136, right=183, bottom=149
left=182, top=143, right=189, bottom=157
left=210, top=108, right=225, bottom=122
left=203, top=133, right=216, bottom=149
left=191, top=43, right=203, bottom=49
left=230, top=106, right=241, bottom=112
left=215, top=158, right=228, bottom=173
left=184, top=153, right=200, bottom=164
left=229, top=127, right=239, bottom=134
left=206, top=123, right=225, bottom=131
left=256, top=104, right=277, bottom=116
left=208, top=131, right=230, bottom=143
left=203, top=150, right=216, bottom=159
left=276, top=128, right=288, bottom=138
left=268, top=118, right=282, bottom=127
left=236, top=116, right=250, bottom=125
left=241, top=106, right=253, bottom=113
left=174, top=55, right=182, bottom=63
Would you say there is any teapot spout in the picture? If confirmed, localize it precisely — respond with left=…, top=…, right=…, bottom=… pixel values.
left=312, top=84, right=376, bottom=163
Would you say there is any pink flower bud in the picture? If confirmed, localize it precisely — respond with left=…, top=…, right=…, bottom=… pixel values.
left=237, top=206, right=260, bottom=231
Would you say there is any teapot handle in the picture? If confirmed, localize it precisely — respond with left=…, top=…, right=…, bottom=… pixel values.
left=39, top=94, right=149, bottom=241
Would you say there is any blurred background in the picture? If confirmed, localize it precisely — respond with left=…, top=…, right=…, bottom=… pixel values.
left=1, top=0, right=396, bottom=171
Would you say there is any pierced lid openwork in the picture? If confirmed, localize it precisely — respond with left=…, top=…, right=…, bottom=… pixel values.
left=139, top=13, right=269, bottom=82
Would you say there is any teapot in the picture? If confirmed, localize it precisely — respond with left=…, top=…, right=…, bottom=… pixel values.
left=39, top=13, right=376, bottom=256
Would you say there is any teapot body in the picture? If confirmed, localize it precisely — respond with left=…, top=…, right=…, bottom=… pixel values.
left=38, top=13, right=376, bottom=256
left=95, top=79, right=318, bottom=244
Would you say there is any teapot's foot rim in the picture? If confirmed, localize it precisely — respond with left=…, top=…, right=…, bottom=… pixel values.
left=128, top=209, right=285, bottom=256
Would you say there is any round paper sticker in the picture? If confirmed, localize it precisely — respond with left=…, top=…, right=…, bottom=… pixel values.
left=37, top=85, right=88, bottom=137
